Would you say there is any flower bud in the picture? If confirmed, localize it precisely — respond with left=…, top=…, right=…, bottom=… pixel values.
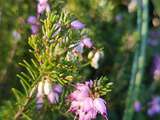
left=44, top=80, right=52, bottom=95
left=37, top=81, right=44, bottom=96
left=81, top=37, right=93, bottom=48
left=53, top=84, right=62, bottom=94
left=88, top=51, right=94, bottom=59
left=36, top=95, right=44, bottom=109
left=47, top=91, right=59, bottom=104
left=91, top=51, right=104, bottom=69
left=71, top=20, right=85, bottom=30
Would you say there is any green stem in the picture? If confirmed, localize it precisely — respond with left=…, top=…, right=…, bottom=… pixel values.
left=134, top=0, right=148, bottom=101
left=123, top=0, right=148, bottom=120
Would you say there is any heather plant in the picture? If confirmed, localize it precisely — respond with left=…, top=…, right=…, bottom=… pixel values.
left=0, top=0, right=160, bottom=120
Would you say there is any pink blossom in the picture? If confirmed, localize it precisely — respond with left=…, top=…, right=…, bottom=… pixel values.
left=68, top=80, right=108, bottom=120
left=47, top=91, right=59, bottom=104
left=68, top=89, right=89, bottom=101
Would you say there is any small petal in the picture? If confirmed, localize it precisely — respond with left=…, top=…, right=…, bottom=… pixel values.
left=47, top=91, right=59, bottom=104
left=94, top=98, right=107, bottom=119
left=36, top=95, right=43, bottom=109
left=53, top=84, right=62, bottom=94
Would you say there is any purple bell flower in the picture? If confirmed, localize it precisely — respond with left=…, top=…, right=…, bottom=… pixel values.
left=71, top=20, right=85, bottom=30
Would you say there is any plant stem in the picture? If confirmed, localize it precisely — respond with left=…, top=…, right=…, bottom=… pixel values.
left=123, top=0, right=148, bottom=119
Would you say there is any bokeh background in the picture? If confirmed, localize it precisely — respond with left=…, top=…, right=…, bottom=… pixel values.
left=0, top=0, right=160, bottom=119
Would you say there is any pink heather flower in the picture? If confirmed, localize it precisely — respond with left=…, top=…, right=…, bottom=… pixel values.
left=36, top=81, right=62, bottom=108
left=81, top=37, right=93, bottom=48
left=27, top=16, right=37, bottom=25
left=68, top=80, right=108, bottom=120
left=71, top=20, right=85, bottom=30
left=134, top=101, right=141, bottom=112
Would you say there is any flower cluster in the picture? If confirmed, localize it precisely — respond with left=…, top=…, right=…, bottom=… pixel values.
left=36, top=78, right=62, bottom=109
left=37, top=0, right=50, bottom=15
left=147, top=96, right=160, bottom=116
left=27, top=16, right=40, bottom=34
left=65, top=20, right=104, bottom=69
left=68, top=80, right=108, bottom=120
